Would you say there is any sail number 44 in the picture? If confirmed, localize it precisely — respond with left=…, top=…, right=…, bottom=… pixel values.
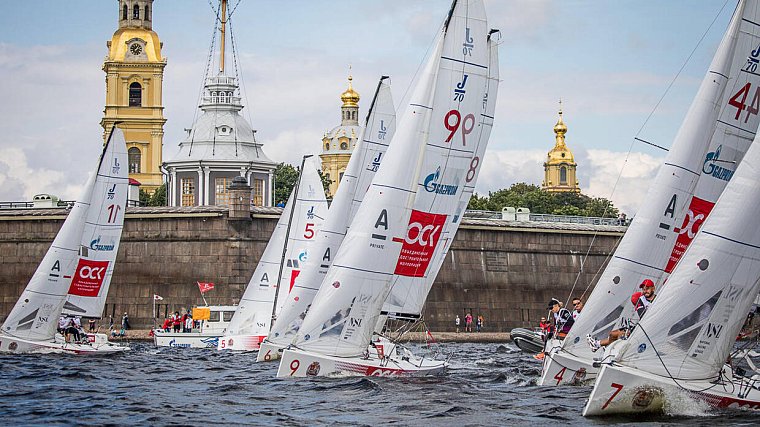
left=729, top=83, right=760, bottom=123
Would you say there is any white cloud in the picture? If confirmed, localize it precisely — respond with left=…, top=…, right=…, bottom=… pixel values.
left=0, top=147, right=85, bottom=201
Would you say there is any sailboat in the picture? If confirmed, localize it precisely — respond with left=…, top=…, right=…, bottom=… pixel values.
left=583, top=102, right=760, bottom=416
left=540, top=0, right=760, bottom=386
left=217, top=156, right=328, bottom=351
left=276, top=0, right=498, bottom=378
left=257, top=76, right=397, bottom=362
left=0, top=128, right=130, bottom=354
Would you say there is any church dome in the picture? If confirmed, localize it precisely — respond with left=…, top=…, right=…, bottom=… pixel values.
left=546, top=110, right=575, bottom=165
left=340, top=75, right=360, bottom=107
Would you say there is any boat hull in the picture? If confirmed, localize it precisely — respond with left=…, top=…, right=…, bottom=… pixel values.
left=0, top=332, right=129, bottom=355
left=509, top=328, right=545, bottom=354
left=277, top=347, right=448, bottom=378
left=583, top=363, right=760, bottom=416
left=217, top=334, right=265, bottom=352
left=539, top=348, right=597, bottom=386
left=256, top=341, right=285, bottom=362
left=153, top=331, right=221, bottom=349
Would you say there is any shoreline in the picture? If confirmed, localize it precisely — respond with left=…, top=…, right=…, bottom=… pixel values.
left=111, top=330, right=512, bottom=344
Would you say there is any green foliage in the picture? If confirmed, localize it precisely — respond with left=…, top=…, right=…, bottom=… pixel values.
left=274, top=162, right=333, bottom=206
left=467, top=182, right=621, bottom=218
left=138, top=183, right=167, bottom=207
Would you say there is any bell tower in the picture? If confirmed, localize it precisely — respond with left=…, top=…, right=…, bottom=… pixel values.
left=542, top=102, right=580, bottom=193
left=319, top=74, right=361, bottom=198
left=101, top=0, right=166, bottom=193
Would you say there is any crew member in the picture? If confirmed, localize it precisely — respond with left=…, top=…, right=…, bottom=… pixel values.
left=588, top=279, right=656, bottom=352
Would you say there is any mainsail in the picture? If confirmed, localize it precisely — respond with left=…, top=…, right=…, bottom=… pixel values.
left=265, top=77, right=396, bottom=346
left=557, top=0, right=760, bottom=363
left=224, top=157, right=328, bottom=338
left=2, top=128, right=128, bottom=340
left=616, top=112, right=760, bottom=381
left=292, top=0, right=493, bottom=358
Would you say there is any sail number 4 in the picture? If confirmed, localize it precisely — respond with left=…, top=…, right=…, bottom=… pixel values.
left=728, top=83, right=760, bottom=123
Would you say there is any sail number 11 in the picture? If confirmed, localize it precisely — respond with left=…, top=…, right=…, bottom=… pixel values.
left=728, top=82, right=760, bottom=123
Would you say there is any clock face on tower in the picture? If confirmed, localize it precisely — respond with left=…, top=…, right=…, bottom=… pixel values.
left=130, top=43, right=142, bottom=56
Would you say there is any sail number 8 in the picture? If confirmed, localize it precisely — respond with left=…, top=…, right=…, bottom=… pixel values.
left=445, top=110, right=475, bottom=146
left=728, top=82, right=760, bottom=123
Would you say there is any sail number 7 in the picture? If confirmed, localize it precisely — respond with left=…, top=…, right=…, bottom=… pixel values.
left=728, top=83, right=760, bottom=123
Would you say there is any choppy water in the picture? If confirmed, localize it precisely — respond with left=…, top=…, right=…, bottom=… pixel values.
left=1, top=341, right=758, bottom=425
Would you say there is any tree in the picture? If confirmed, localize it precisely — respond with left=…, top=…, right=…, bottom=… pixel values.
left=273, top=162, right=333, bottom=206
left=584, top=197, right=619, bottom=218
left=149, top=183, right=167, bottom=206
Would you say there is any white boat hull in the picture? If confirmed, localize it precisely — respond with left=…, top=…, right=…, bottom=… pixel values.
left=217, top=334, right=265, bottom=352
left=256, top=341, right=284, bottom=362
left=153, top=331, right=221, bottom=349
left=539, top=348, right=597, bottom=386
left=0, top=332, right=129, bottom=355
left=277, top=345, right=448, bottom=378
left=583, top=363, right=760, bottom=416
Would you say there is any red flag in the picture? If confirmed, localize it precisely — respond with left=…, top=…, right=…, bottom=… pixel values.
left=197, top=281, right=215, bottom=294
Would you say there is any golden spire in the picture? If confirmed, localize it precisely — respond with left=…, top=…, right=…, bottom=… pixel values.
left=219, top=0, right=227, bottom=74
left=553, top=99, right=567, bottom=147
left=340, top=70, right=360, bottom=107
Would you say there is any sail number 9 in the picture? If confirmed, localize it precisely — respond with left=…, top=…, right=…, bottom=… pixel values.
left=728, top=82, right=760, bottom=123
left=289, top=359, right=300, bottom=376
left=445, top=110, right=475, bottom=146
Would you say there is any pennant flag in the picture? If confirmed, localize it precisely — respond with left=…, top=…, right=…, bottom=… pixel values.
left=197, top=281, right=215, bottom=294
left=153, top=294, right=164, bottom=301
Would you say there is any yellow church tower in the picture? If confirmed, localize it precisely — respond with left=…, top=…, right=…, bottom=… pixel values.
left=542, top=104, right=580, bottom=193
left=319, top=75, right=361, bottom=198
left=101, top=0, right=166, bottom=193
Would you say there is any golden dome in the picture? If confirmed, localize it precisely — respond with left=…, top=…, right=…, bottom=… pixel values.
left=546, top=108, right=575, bottom=165
left=553, top=110, right=567, bottom=135
left=341, top=75, right=360, bottom=107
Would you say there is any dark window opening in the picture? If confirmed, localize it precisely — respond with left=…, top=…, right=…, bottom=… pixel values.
left=560, top=166, right=567, bottom=185
left=128, top=147, right=141, bottom=173
left=122, top=4, right=128, bottom=20
left=129, top=82, right=142, bottom=107
left=145, top=5, right=150, bottom=20
left=133, top=4, right=140, bottom=19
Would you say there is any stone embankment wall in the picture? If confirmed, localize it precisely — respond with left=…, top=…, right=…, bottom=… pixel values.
left=0, top=207, right=623, bottom=332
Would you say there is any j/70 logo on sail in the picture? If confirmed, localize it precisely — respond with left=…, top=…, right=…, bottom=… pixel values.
left=394, top=210, right=447, bottom=277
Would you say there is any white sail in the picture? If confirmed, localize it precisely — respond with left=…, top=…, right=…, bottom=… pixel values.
left=292, top=0, right=492, bottom=358
left=2, top=128, right=128, bottom=341
left=224, top=192, right=294, bottom=338
left=383, top=30, right=499, bottom=319
left=616, top=117, right=760, bottom=381
left=265, top=77, right=396, bottom=347
left=558, top=0, right=760, bottom=363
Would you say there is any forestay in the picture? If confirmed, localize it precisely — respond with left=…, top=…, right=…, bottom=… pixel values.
left=383, top=30, right=499, bottom=320
left=266, top=77, right=396, bottom=346
left=2, top=128, right=128, bottom=340
left=559, top=0, right=760, bottom=362
left=293, top=0, right=492, bottom=358
left=617, top=120, right=760, bottom=380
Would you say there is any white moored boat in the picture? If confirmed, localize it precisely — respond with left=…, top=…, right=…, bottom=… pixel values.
left=258, top=76, right=397, bottom=362
left=155, top=305, right=237, bottom=349
left=541, top=0, right=760, bottom=386
left=0, top=127, right=130, bottom=355
left=277, top=0, right=499, bottom=378
left=584, top=50, right=760, bottom=414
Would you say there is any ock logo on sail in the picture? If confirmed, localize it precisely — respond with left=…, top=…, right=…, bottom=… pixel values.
left=394, top=210, right=447, bottom=277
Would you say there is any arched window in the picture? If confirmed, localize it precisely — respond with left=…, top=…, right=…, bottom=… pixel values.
left=560, top=166, right=567, bottom=185
left=128, top=147, right=141, bottom=173
left=324, top=142, right=330, bottom=151
left=145, top=5, right=150, bottom=20
left=340, top=142, right=348, bottom=150
left=122, top=4, right=128, bottom=20
left=129, top=82, right=142, bottom=106
left=133, top=4, right=140, bottom=19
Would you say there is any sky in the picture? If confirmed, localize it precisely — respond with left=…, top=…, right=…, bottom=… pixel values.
left=0, top=0, right=738, bottom=215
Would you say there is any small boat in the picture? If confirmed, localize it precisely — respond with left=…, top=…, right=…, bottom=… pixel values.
left=584, top=66, right=760, bottom=415
left=154, top=305, right=237, bottom=348
left=277, top=0, right=498, bottom=378
left=509, top=328, right=545, bottom=354
left=541, top=0, right=760, bottom=386
left=0, top=127, right=130, bottom=354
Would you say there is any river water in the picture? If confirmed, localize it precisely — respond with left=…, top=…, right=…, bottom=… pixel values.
left=1, top=341, right=757, bottom=425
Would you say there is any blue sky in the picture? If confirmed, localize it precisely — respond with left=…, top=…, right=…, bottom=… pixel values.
left=0, top=0, right=736, bottom=214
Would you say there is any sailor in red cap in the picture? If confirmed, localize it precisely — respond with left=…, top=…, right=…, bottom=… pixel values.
left=587, top=278, right=656, bottom=352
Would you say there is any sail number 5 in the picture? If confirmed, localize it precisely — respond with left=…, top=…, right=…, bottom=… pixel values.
left=728, top=82, right=760, bottom=123
left=444, top=110, right=475, bottom=146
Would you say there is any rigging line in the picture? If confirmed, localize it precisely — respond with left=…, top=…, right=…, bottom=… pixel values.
left=229, top=0, right=243, bottom=17
left=565, top=0, right=730, bottom=306
left=634, top=137, right=669, bottom=152
left=190, top=8, right=221, bottom=156
left=227, top=12, right=256, bottom=138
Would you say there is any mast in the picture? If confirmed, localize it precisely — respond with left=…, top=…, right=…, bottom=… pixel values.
left=219, top=0, right=227, bottom=74
left=268, top=155, right=311, bottom=331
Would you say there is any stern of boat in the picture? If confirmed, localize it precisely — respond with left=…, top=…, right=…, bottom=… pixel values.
left=539, top=349, right=597, bottom=386
left=256, top=341, right=284, bottom=362
left=217, top=334, right=265, bottom=352
left=277, top=348, right=448, bottom=378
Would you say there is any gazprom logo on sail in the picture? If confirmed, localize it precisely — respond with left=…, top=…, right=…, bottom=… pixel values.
left=702, top=145, right=734, bottom=182
left=423, top=167, right=458, bottom=195
left=89, top=236, right=115, bottom=251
